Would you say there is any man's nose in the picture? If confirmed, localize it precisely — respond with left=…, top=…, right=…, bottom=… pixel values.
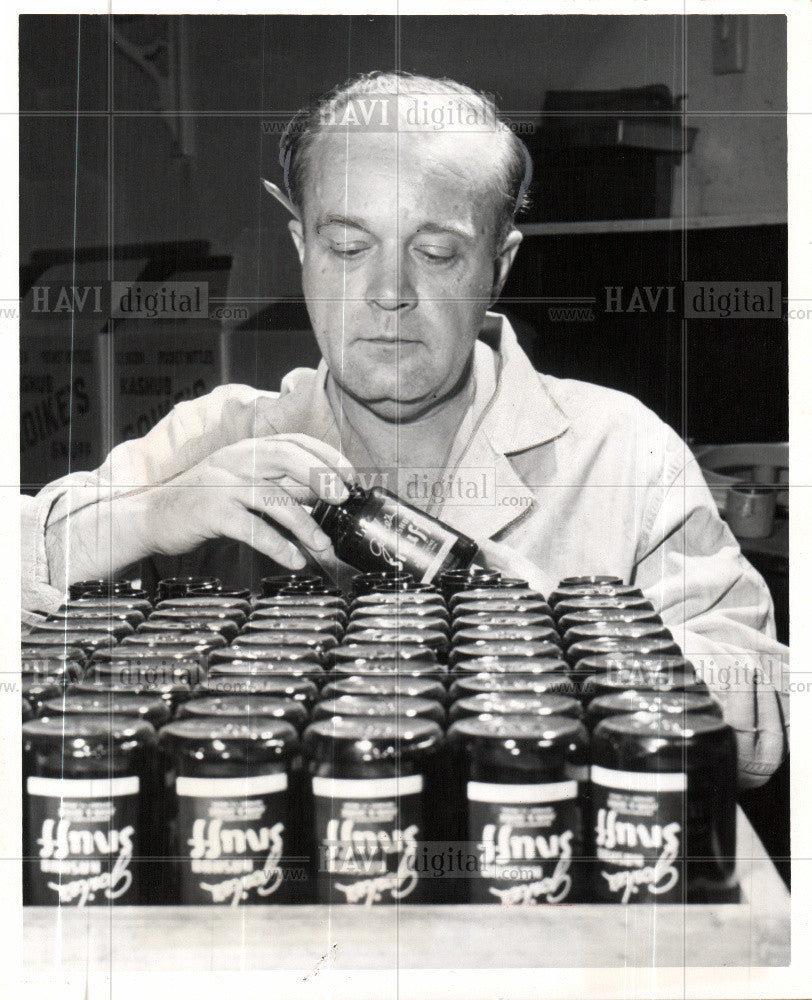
left=365, top=247, right=418, bottom=312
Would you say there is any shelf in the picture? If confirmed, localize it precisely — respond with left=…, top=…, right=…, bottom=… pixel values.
left=518, top=212, right=787, bottom=236
left=23, top=808, right=789, bottom=973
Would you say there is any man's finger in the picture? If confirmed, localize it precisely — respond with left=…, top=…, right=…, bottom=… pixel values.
left=226, top=506, right=308, bottom=569
left=234, top=438, right=353, bottom=503
left=239, top=482, right=333, bottom=553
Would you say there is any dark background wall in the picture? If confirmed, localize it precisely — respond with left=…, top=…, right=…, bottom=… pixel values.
left=19, top=14, right=787, bottom=259
left=19, top=13, right=788, bottom=450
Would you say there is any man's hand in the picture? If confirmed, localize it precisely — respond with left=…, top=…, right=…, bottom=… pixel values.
left=47, top=434, right=354, bottom=585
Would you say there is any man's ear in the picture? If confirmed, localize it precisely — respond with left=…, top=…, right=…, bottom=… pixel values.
left=490, top=228, right=523, bottom=306
left=288, top=219, right=305, bottom=264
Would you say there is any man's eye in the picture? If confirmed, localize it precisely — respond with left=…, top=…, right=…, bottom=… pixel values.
left=330, top=244, right=369, bottom=258
left=415, top=247, right=456, bottom=264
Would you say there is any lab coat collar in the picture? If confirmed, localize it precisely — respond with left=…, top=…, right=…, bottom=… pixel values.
left=476, top=311, right=570, bottom=455
left=271, top=313, right=571, bottom=540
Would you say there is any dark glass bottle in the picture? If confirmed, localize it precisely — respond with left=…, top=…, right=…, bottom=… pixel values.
left=159, top=718, right=301, bottom=904
left=449, top=714, right=589, bottom=903
left=87, top=650, right=205, bottom=688
left=321, top=674, right=449, bottom=706
left=350, top=590, right=444, bottom=611
left=22, top=633, right=117, bottom=657
left=60, top=596, right=153, bottom=617
left=157, top=576, right=221, bottom=601
left=231, top=631, right=336, bottom=656
left=193, top=675, right=319, bottom=708
left=193, top=586, right=252, bottom=600
left=557, top=607, right=663, bottom=634
left=346, top=613, right=448, bottom=634
left=261, top=573, right=323, bottom=597
left=568, top=636, right=682, bottom=672
left=552, top=595, right=656, bottom=622
left=585, top=690, right=723, bottom=731
left=21, top=678, right=62, bottom=716
left=438, top=568, right=502, bottom=603
left=240, top=617, right=342, bottom=641
left=548, top=584, right=644, bottom=609
left=254, top=593, right=346, bottom=611
left=313, top=486, right=478, bottom=585
left=561, top=620, right=672, bottom=652
left=21, top=656, right=82, bottom=684
left=350, top=604, right=447, bottom=626
left=572, top=652, right=689, bottom=685
left=451, top=612, right=555, bottom=634
left=48, top=607, right=147, bottom=628
left=351, top=571, right=415, bottom=597
left=156, top=596, right=251, bottom=616
left=448, top=692, right=583, bottom=724
left=448, top=673, right=579, bottom=702
left=312, top=695, right=446, bottom=728
left=558, top=575, right=623, bottom=587
left=327, top=642, right=438, bottom=668
left=207, top=661, right=325, bottom=687
left=580, top=667, right=710, bottom=704
left=23, top=715, right=157, bottom=905
left=68, top=579, right=149, bottom=601
left=452, top=625, right=561, bottom=648
left=149, top=606, right=247, bottom=629
left=590, top=713, right=738, bottom=902
left=303, top=716, right=444, bottom=905
left=451, top=598, right=552, bottom=619
left=209, top=645, right=321, bottom=670
left=451, top=655, right=568, bottom=678
left=137, top=618, right=240, bottom=643
left=69, top=677, right=193, bottom=716
left=176, top=695, right=309, bottom=734
left=449, top=640, right=562, bottom=667
left=40, top=691, right=170, bottom=729
left=251, top=605, right=347, bottom=628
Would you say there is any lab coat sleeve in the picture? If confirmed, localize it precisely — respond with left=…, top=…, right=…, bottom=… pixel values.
left=633, top=427, right=789, bottom=788
left=20, top=383, right=273, bottom=614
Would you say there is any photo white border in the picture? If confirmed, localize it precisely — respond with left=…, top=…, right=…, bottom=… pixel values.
left=2, top=1, right=809, bottom=998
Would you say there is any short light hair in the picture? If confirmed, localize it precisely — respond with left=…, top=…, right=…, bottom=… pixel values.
left=279, top=70, right=532, bottom=251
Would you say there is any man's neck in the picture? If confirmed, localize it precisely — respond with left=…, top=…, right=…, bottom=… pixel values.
left=325, top=369, right=475, bottom=473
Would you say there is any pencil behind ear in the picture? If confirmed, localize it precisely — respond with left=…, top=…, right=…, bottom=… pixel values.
left=261, top=178, right=301, bottom=221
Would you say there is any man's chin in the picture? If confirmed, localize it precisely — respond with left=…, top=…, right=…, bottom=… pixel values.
left=352, top=393, right=434, bottom=423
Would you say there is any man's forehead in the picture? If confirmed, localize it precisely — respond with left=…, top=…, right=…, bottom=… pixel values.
left=308, top=127, right=500, bottom=213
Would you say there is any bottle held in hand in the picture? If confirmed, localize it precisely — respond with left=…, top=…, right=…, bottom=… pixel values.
left=312, top=486, right=478, bottom=585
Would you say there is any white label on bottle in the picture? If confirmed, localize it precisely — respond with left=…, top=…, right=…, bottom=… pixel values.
left=176, top=773, right=287, bottom=797
left=590, top=766, right=687, bottom=793
left=28, top=776, right=139, bottom=798
left=312, top=775, right=423, bottom=799
left=467, top=780, right=578, bottom=804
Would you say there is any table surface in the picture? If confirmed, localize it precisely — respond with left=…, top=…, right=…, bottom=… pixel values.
left=23, top=808, right=789, bottom=973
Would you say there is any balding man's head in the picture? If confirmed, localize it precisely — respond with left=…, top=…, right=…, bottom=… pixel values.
left=280, top=71, right=531, bottom=253
left=281, top=72, right=527, bottom=424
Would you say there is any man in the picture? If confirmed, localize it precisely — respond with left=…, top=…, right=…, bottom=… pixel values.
left=21, top=71, right=787, bottom=787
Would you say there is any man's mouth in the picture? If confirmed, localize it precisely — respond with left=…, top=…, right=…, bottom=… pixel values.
left=360, top=336, right=421, bottom=345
